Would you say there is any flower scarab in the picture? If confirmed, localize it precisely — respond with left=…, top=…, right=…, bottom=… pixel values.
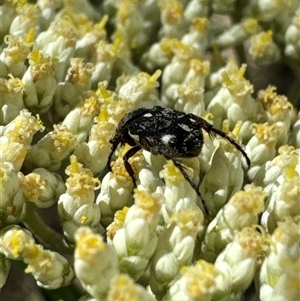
left=107, top=106, right=251, bottom=215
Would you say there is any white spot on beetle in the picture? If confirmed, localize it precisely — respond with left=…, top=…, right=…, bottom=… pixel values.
left=179, top=123, right=192, bottom=132
left=143, top=113, right=153, bottom=117
left=161, top=134, right=175, bottom=144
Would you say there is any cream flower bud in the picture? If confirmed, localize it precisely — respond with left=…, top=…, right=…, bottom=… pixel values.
left=0, top=33, right=33, bottom=78
left=174, top=59, right=209, bottom=116
left=116, top=0, right=153, bottom=52
left=202, top=185, right=266, bottom=261
left=1, top=108, right=44, bottom=145
left=9, top=3, right=40, bottom=37
left=259, top=217, right=300, bottom=301
left=261, top=158, right=300, bottom=233
left=75, top=15, right=108, bottom=59
left=0, top=74, right=25, bottom=124
left=18, top=168, right=66, bottom=208
left=96, top=161, right=133, bottom=227
left=112, top=189, right=162, bottom=280
left=254, top=145, right=299, bottom=192
left=107, top=274, right=156, bottom=301
left=159, top=0, right=186, bottom=39
left=160, top=159, right=200, bottom=220
left=257, top=0, right=297, bottom=23
left=257, top=86, right=294, bottom=123
left=62, top=91, right=101, bottom=142
left=0, top=109, right=44, bottom=171
left=285, top=9, right=300, bottom=59
left=91, top=40, right=118, bottom=85
left=207, top=60, right=255, bottom=128
left=25, top=247, right=74, bottom=289
left=0, top=2, right=17, bottom=42
left=183, top=0, right=209, bottom=21
left=24, top=124, right=77, bottom=172
left=163, top=259, right=230, bottom=301
left=36, top=0, right=63, bottom=29
left=0, top=226, right=35, bottom=260
left=215, top=226, right=270, bottom=294
left=200, top=134, right=246, bottom=215
left=74, top=227, right=119, bottom=299
left=35, top=17, right=77, bottom=81
left=150, top=209, right=204, bottom=296
left=214, top=18, right=260, bottom=49
left=246, top=123, right=281, bottom=181
left=54, top=58, right=94, bottom=118
left=141, top=39, right=173, bottom=72
left=249, top=30, right=281, bottom=65
left=117, top=70, right=161, bottom=107
left=161, top=41, right=198, bottom=107
left=74, top=96, right=134, bottom=175
left=22, top=49, right=57, bottom=113
left=181, top=17, right=208, bottom=53
left=1, top=225, right=74, bottom=288
left=58, top=155, right=101, bottom=241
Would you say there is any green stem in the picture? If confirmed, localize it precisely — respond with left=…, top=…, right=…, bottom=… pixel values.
left=22, top=202, right=73, bottom=255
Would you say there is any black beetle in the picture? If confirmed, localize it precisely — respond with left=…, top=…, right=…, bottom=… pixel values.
left=107, top=106, right=250, bottom=215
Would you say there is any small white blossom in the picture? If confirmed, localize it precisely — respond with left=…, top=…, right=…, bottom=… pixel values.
left=18, top=168, right=66, bottom=208
left=35, top=17, right=77, bottom=81
left=62, top=91, right=101, bottom=142
left=117, top=70, right=161, bottom=107
left=24, top=124, right=77, bottom=172
left=200, top=128, right=246, bottom=215
left=53, top=57, right=94, bottom=118
left=202, top=185, right=266, bottom=261
left=163, top=259, right=231, bottom=301
left=260, top=147, right=300, bottom=232
left=207, top=60, right=255, bottom=129
left=159, top=0, right=186, bottom=39
left=160, top=159, right=201, bottom=221
left=74, top=227, right=119, bottom=299
left=0, top=226, right=74, bottom=289
left=74, top=94, right=134, bottom=174
left=9, top=3, right=41, bottom=37
left=183, top=0, right=210, bottom=22
left=96, top=157, right=134, bottom=227
left=259, top=217, right=300, bottom=301
left=0, top=33, right=33, bottom=78
left=22, top=49, right=57, bottom=113
left=112, top=189, right=162, bottom=280
left=215, top=226, right=270, bottom=296
left=181, top=18, right=209, bottom=53
left=107, top=274, right=157, bottom=301
left=57, top=155, right=101, bottom=241
left=214, top=18, right=260, bottom=49
left=285, top=9, right=300, bottom=59
left=249, top=30, right=281, bottom=65
left=150, top=209, right=204, bottom=297
left=0, top=74, right=25, bottom=124
left=0, top=109, right=44, bottom=171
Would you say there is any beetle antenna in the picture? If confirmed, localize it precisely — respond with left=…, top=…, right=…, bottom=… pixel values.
left=193, top=116, right=251, bottom=168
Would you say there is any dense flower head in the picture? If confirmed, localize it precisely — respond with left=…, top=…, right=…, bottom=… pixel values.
left=0, top=1, right=299, bottom=300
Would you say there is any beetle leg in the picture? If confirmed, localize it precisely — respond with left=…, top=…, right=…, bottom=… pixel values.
left=107, top=137, right=121, bottom=172
left=163, top=154, right=209, bottom=216
left=123, top=145, right=141, bottom=186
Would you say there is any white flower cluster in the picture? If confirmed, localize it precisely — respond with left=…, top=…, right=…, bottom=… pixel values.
left=0, top=0, right=299, bottom=301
